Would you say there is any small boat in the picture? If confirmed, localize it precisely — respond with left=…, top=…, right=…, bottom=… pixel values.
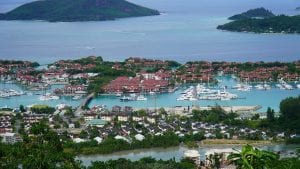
left=276, top=84, right=285, bottom=89
left=149, top=91, right=156, bottom=95
left=255, top=84, right=264, bottom=90
left=72, top=95, right=82, bottom=100
left=136, top=95, right=147, bottom=101
left=283, top=84, right=293, bottom=90
left=120, top=96, right=131, bottom=102
left=39, top=93, right=60, bottom=101
left=115, top=92, right=122, bottom=97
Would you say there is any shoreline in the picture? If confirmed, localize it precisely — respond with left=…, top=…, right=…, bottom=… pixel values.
left=76, top=142, right=300, bottom=167
left=201, top=139, right=274, bottom=145
left=72, top=139, right=276, bottom=157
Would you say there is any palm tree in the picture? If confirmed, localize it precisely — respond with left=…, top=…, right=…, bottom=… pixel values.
left=227, top=144, right=279, bottom=169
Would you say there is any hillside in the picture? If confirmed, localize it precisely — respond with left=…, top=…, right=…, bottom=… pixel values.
left=0, top=0, right=160, bottom=22
left=228, top=7, right=275, bottom=20
left=217, top=15, right=300, bottom=34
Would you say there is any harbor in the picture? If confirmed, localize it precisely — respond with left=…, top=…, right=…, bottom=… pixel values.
left=1, top=75, right=299, bottom=113
left=89, top=76, right=300, bottom=113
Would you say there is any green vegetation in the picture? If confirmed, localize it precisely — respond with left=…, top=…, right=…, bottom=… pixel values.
left=64, top=131, right=204, bottom=155
left=279, top=96, right=300, bottom=134
left=0, top=60, right=39, bottom=67
left=87, top=157, right=195, bottom=169
left=1, top=123, right=299, bottom=169
left=0, top=0, right=159, bottom=22
left=229, top=7, right=275, bottom=20
left=0, top=122, right=81, bottom=169
left=87, top=64, right=135, bottom=94
left=218, top=7, right=300, bottom=34
left=192, top=95, right=300, bottom=141
left=218, top=15, right=300, bottom=33
left=30, top=104, right=55, bottom=114
left=228, top=144, right=300, bottom=169
left=0, top=122, right=196, bottom=168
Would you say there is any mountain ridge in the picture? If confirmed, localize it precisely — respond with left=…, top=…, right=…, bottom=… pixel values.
left=228, top=7, right=275, bottom=20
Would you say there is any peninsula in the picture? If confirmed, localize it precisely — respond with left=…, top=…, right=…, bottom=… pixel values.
left=217, top=8, right=300, bottom=34
left=0, top=0, right=160, bottom=22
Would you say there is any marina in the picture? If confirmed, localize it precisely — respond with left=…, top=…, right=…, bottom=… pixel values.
left=0, top=82, right=83, bottom=108
left=1, top=76, right=299, bottom=112
left=90, top=76, right=300, bottom=112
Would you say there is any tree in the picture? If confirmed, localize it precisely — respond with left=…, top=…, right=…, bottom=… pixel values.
left=19, top=105, right=26, bottom=112
left=251, top=114, right=260, bottom=120
left=266, top=107, right=275, bottom=122
left=279, top=96, right=300, bottom=133
left=79, top=130, right=88, bottom=139
left=227, top=144, right=279, bottom=169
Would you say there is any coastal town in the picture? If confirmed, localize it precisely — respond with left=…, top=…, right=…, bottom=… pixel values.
left=0, top=56, right=300, bottom=168
left=2, top=0, right=300, bottom=168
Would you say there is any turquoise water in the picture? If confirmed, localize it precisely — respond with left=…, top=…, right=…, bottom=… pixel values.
left=1, top=77, right=299, bottom=111
left=78, top=144, right=300, bottom=166
left=0, top=83, right=83, bottom=108
left=1, top=0, right=300, bottom=64
left=89, top=76, right=300, bottom=112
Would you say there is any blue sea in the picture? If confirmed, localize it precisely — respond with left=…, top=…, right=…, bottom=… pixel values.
left=0, top=0, right=299, bottom=111
left=0, top=0, right=300, bottom=64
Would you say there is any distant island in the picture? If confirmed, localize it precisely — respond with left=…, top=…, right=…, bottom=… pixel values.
left=228, top=7, right=275, bottom=20
left=0, top=0, right=160, bottom=22
left=217, top=8, right=300, bottom=34
left=296, top=7, right=300, bottom=10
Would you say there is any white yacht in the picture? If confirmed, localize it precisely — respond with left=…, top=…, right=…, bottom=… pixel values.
left=255, top=84, right=264, bottom=90
left=39, top=93, right=60, bottom=101
left=276, top=84, right=285, bottom=89
left=72, top=95, right=82, bottom=100
left=136, top=95, right=147, bottom=101
left=115, top=92, right=122, bottom=97
left=149, top=91, right=156, bottom=95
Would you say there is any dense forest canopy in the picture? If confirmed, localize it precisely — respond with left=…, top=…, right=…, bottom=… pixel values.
left=218, top=15, right=300, bottom=33
left=229, top=7, right=275, bottom=20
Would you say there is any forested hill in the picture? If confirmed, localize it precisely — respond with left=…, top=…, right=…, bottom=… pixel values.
left=217, top=8, right=300, bottom=34
left=0, top=0, right=160, bottom=22
left=229, top=7, right=275, bottom=20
